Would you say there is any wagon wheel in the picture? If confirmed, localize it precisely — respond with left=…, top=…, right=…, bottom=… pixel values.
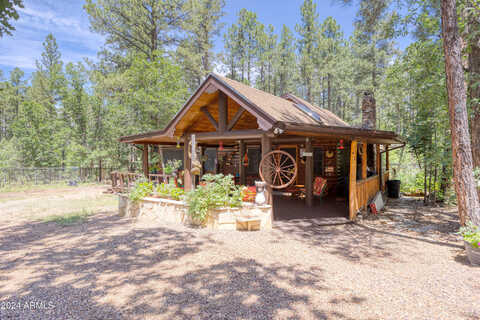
left=259, top=150, right=297, bottom=189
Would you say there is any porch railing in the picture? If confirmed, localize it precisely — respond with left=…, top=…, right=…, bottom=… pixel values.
left=110, top=172, right=178, bottom=193
left=355, top=175, right=380, bottom=211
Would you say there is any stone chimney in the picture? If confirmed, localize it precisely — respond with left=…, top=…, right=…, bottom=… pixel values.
left=361, top=91, right=376, bottom=129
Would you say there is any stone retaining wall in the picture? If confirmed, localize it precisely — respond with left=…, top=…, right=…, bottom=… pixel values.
left=118, top=195, right=272, bottom=231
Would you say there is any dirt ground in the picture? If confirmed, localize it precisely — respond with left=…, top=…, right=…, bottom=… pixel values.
left=0, top=185, right=479, bottom=320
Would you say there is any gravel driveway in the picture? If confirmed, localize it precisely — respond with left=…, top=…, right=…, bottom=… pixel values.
left=0, top=188, right=479, bottom=319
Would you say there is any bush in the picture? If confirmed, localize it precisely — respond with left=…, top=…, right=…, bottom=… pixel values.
left=459, top=222, right=480, bottom=248
left=129, top=180, right=154, bottom=202
left=155, top=181, right=184, bottom=200
left=164, top=159, right=182, bottom=175
left=185, top=174, right=243, bottom=224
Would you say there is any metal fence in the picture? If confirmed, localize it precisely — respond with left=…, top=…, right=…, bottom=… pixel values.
left=0, top=167, right=119, bottom=188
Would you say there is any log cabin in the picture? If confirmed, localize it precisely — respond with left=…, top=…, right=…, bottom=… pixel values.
left=119, top=73, right=404, bottom=220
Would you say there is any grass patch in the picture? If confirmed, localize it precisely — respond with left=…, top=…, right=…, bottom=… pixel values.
left=42, top=209, right=94, bottom=226
left=0, top=182, right=101, bottom=193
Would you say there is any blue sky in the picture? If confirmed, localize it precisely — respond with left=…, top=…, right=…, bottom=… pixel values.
left=0, top=0, right=408, bottom=79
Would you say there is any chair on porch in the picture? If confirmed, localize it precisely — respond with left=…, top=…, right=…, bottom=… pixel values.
left=313, top=176, right=328, bottom=198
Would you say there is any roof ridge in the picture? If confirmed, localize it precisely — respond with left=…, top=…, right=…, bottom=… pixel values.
left=211, top=73, right=293, bottom=103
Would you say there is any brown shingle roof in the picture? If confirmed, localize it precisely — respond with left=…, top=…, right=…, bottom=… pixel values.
left=120, top=73, right=403, bottom=144
left=213, top=74, right=350, bottom=127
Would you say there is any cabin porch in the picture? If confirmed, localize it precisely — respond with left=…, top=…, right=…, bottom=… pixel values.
left=126, top=134, right=394, bottom=221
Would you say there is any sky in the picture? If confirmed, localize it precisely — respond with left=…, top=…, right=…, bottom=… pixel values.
left=0, top=0, right=409, bottom=79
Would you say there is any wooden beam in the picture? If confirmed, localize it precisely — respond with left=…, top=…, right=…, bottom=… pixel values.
left=305, top=137, right=313, bottom=207
left=349, top=140, right=358, bottom=220
left=361, top=142, right=367, bottom=180
left=239, top=140, right=246, bottom=185
left=194, top=129, right=269, bottom=141
left=218, top=91, right=228, bottom=133
left=200, top=106, right=218, bottom=130
left=142, top=144, right=149, bottom=178
left=227, top=108, right=245, bottom=131
left=261, top=134, right=272, bottom=206
left=183, top=135, right=192, bottom=191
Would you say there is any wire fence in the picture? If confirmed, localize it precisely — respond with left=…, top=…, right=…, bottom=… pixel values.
left=0, top=167, right=120, bottom=188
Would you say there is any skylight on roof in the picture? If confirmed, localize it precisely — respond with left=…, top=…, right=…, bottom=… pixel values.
left=293, top=103, right=323, bottom=123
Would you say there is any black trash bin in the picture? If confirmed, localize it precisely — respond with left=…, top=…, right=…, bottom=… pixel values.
left=386, top=180, right=401, bottom=198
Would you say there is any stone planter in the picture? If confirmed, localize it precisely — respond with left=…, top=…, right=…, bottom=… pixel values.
left=465, top=241, right=480, bottom=266
left=117, top=195, right=273, bottom=231
left=118, top=195, right=140, bottom=217
left=205, top=207, right=241, bottom=230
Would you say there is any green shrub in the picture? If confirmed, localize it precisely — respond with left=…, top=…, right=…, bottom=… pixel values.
left=459, top=222, right=480, bottom=248
left=155, top=181, right=184, bottom=200
left=129, top=180, right=154, bottom=202
left=185, top=174, right=243, bottom=224
left=164, top=159, right=182, bottom=174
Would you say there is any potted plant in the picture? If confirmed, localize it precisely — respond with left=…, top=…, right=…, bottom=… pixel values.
left=459, top=221, right=480, bottom=266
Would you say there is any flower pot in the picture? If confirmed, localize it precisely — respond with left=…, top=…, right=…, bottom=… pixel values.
left=465, top=241, right=480, bottom=266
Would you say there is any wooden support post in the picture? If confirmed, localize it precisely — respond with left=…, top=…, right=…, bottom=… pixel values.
left=349, top=140, right=358, bottom=220
left=218, top=91, right=228, bottom=133
left=305, top=137, right=313, bottom=207
left=199, top=146, right=205, bottom=177
left=361, top=142, right=367, bottom=180
left=376, top=144, right=381, bottom=174
left=377, top=144, right=382, bottom=190
left=239, top=140, right=246, bottom=185
left=183, top=136, right=192, bottom=191
left=386, top=145, right=390, bottom=171
left=261, top=134, right=272, bottom=205
left=142, top=144, right=149, bottom=178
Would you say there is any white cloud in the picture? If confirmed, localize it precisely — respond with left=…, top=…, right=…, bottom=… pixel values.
left=0, top=0, right=104, bottom=74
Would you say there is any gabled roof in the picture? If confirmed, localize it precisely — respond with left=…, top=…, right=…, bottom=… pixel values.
left=120, top=73, right=403, bottom=145
left=215, top=74, right=350, bottom=127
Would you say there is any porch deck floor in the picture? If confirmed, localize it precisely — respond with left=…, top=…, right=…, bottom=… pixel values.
left=272, top=195, right=348, bottom=221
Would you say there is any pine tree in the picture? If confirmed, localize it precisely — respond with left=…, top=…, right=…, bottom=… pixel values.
left=274, top=25, right=296, bottom=96
left=176, top=0, right=225, bottom=91
left=31, top=34, right=65, bottom=118
left=296, top=0, right=319, bottom=102
left=441, top=0, right=480, bottom=225
left=84, top=0, right=187, bottom=59
left=0, top=0, right=23, bottom=37
left=255, top=24, right=277, bottom=93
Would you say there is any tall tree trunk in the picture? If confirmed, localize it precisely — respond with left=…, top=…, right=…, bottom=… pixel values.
left=441, top=0, right=480, bottom=225
left=327, top=73, right=331, bottom=111
left=466, top=1, right=480, bottom=173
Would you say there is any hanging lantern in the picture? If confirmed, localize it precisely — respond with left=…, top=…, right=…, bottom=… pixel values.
left=176, top=139, right=180, bottom=149
left=243, top=152, right=249, bottom=167
left=338, top=139, right=344, bottom=150
left=219, top=141, right=224, bottom=151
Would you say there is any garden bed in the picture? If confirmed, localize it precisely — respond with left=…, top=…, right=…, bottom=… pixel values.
left=118, top=194, right=272, bottom=231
